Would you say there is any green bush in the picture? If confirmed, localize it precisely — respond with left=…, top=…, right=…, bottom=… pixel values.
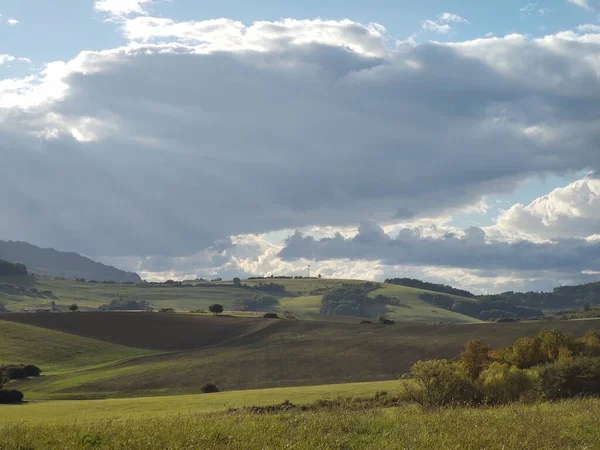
left=263, top=312, right=279, bottom=319
left=538, top=357, right=600, bottom=400
left=7, top=367, right=26, bottom=380
left=405, top=359, right=482, bottom=408
left=0, top=389, right=24, bottom=404
left=478, top=362, right=540, bottom=404
left=23, top=365, right=42, bottom=377
left=200, top=382, right=220, bottom=393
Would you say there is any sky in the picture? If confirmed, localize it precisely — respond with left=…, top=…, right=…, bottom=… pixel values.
left=1, top=0, right=600, bottom=293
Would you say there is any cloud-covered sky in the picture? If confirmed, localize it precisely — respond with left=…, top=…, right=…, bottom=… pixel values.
left=1, top=1, right=600, bottom=292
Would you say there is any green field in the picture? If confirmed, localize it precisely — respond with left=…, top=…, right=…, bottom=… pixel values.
left=0, top=276, right=480, bottom=324
left=0, top=321, right=153, bottom=373
left=1, top=397, right=599, bottom=449
left=2, top=312, right=600, bottom=400
left=0, top=380, right=402, bottom=423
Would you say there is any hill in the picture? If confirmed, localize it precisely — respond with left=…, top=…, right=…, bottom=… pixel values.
left=2, top=312, right=600, bottom=399
left=0, top=320, right=152, bottom=372
left=0, top=276, right=480, bottom=323
left=0, top=240, right=141, bottom=282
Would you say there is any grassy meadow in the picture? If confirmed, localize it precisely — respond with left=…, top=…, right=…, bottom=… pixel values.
left=1, top=398, right=599, bottom=449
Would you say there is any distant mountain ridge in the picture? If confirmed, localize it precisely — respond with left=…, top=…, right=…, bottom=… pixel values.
left=0, top=240, right=141, bottom=283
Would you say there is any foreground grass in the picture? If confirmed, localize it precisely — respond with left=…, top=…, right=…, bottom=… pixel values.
left=0, top=380, right=402, bottom=422
left=1, top=399, right=599, bottom=449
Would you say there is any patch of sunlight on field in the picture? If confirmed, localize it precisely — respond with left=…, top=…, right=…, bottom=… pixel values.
left=0, top=321, right=152, bottom=372
left=0, top=380, right=402, bottom=424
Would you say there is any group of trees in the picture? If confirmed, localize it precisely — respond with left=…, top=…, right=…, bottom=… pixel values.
left=405, top=329, right=600, bottom=408
left=385, top=278, right=475, bottom=298
left=0, top=259, right=27, bottom=277
left=419, top=293, right=543, bottom=321
left=231, top=294, right=279, bottom=312
left=388, top=277, right=600, bottom=316
left=98, top=297, right=150, bottom=311
left=479, top=282, right=600, bottom=309
left=0, top=364, right=42, bottom=404
left=0, top=284, right=54, bottom=298
left=320, top=283, right=380, bottom=317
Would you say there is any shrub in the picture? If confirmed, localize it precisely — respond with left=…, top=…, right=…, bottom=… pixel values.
left=209, top=304, right=224, bottom=315
left=460, top=340, right=492, bottom=382
left=538, top=357, right=600, bottom=400
left=263, top=312, right=279, bottom=319
left=201, top=382, right=220, bottom=393
left=405, top=359, right=481, bottom=408
left=580, top=331, right=600, bottom=357
left=7, top=367, right=26, bottom=380
left=22, top=365, right=42, bottom=377
left=478, top=362, right=540, bottom=404
left=0, top=389, right=24, bottom=404
left=159, top=308, right=175, bottom=313
left=378, top=316, right=394, bottom=325
left=494, top=337, right=546, bottom=369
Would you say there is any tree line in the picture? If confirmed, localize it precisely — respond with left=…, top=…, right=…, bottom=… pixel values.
left=0, top=259, right=27, bottom=277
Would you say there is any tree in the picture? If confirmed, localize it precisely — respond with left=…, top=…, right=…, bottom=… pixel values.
left=232, top=277, right=242, bottom=288
left=201, top=382, right=220, bottom=393
left=460, top=340, right=492, bottom=382
left=69, top=303, right=79, bottom=312
left=404, top=359, right=481, bottom=408
left=209, top=304, right=224, bottom=315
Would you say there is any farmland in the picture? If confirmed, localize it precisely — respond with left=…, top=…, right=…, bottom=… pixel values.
left=0, top=275, right=482, bottom=323
left=2, top=312, right=600, bottom=399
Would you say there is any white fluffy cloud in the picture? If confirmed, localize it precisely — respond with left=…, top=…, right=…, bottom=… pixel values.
left=7, top=18, right=19, bottom=26
left=421, top=12, right=469, bottom=34
left=491, top=177, right=600, bottom=240
left=568, top=0, right=591, bottom=9
left=94, top=0, right=153, bottom=17
left=2, top=18, right=600, bottom=293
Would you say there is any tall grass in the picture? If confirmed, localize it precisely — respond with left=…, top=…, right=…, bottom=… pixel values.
left=1, top=398, right=599, bottom=449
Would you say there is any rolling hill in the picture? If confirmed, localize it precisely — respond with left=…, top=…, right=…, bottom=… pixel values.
left=0, top=240, right=141, bottom=282
left=0, top=276, right=480, bottom=323
left=2, top=312, right=600, bottom=400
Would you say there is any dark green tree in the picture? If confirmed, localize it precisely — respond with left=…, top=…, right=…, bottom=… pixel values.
left=209, top=304, right=224, bottom=315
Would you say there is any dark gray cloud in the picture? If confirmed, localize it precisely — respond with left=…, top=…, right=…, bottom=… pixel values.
left=279, top=221, right=600, bottom=273
left=1, top=21, right=600, bottom=260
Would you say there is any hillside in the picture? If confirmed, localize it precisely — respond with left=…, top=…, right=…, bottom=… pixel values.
left=0, top=320, right=152, bottom=372
left=0, top=276, right=480, bottom=323
left=0, top=240, right=141, bottom=283
left=3, top=312, right=600, bottom=399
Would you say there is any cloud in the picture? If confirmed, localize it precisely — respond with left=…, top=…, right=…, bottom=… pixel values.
left=7, top=18, right=19, bottom=26
left=278, top=221, right=600, bottom=274
left=0, top=55, right=32, bottom=66
left=2, top=19, right=600, bottom=264
left=94, top=0, right=153, bottom=17
left=577, top=24, right=600, bottom=32
left=568, top=0, right=591, bottom=9
left=421, top=12, right=469, bottom=35
left=490, top=177, right=600, bottom=240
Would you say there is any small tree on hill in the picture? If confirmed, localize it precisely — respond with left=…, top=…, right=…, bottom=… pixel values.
left=201, top=382, right=220, bottom=393
left=232, top=277, right=242, bottom=288
left=69, top=303, right=79, bottom=312
left=209, top=304, right=224, bottom=316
